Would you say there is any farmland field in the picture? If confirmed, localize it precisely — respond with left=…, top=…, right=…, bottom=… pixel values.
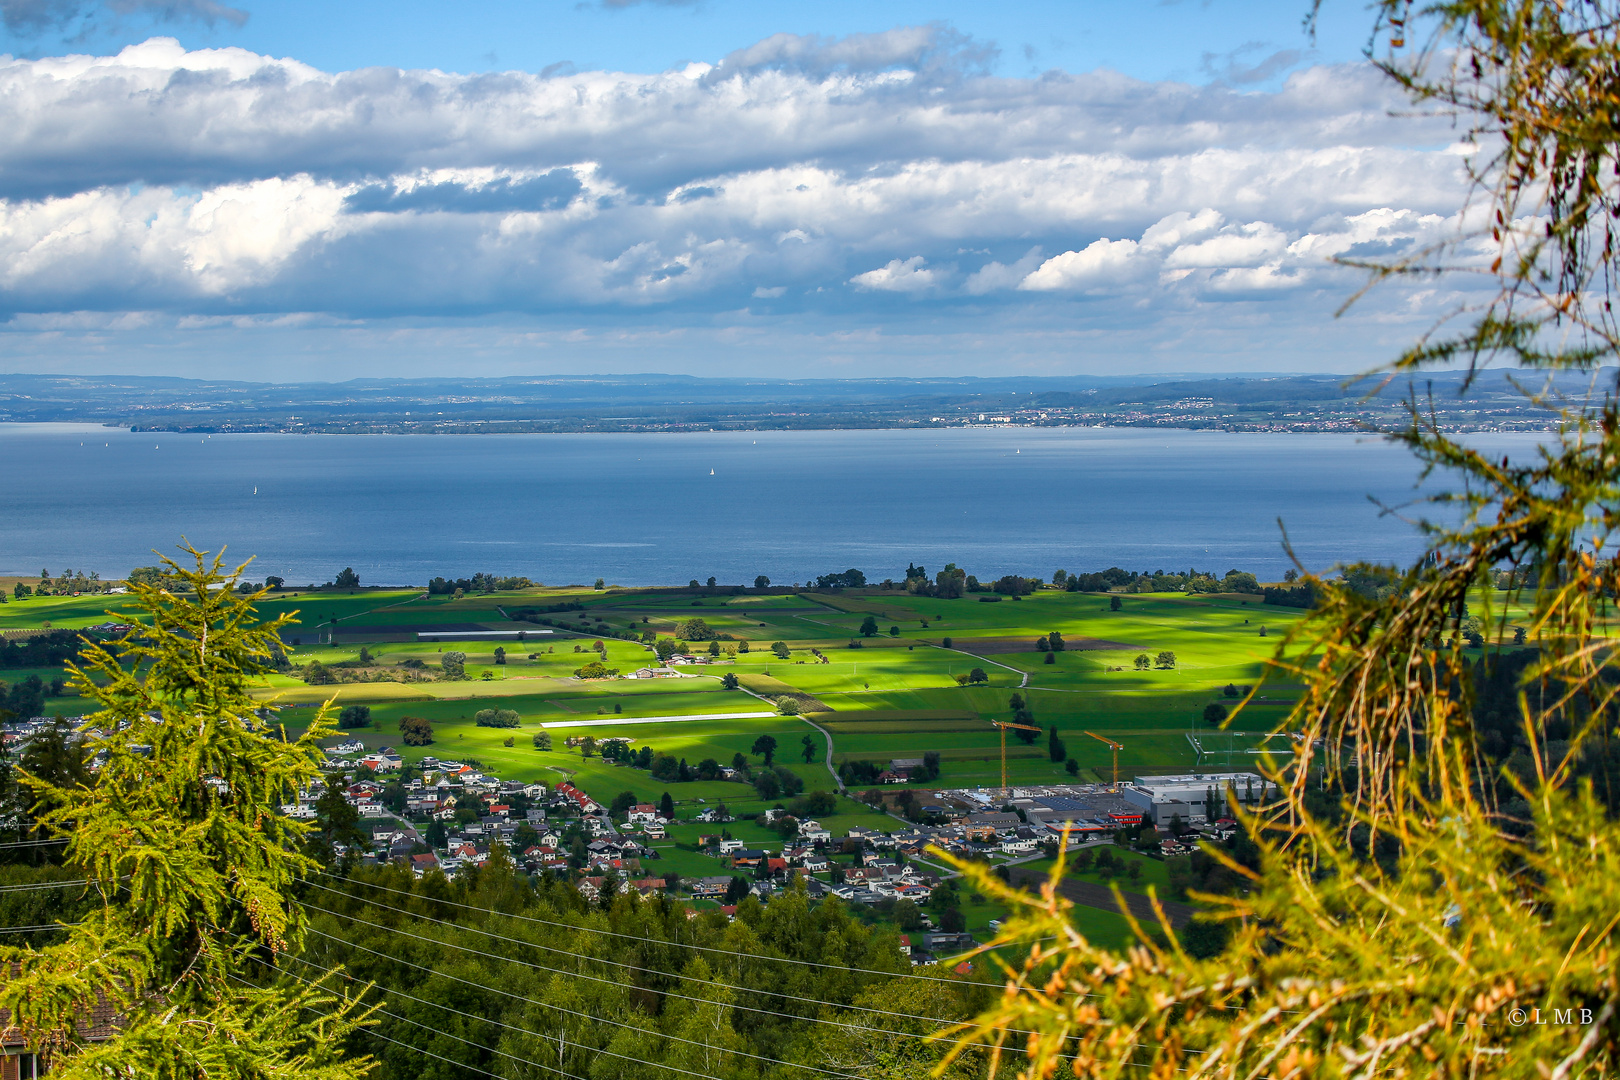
left=2, top=580, right=1543, bottom=826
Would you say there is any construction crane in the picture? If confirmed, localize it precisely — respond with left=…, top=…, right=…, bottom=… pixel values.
left=1084, top=730, right=1124, bottom=790
left=989, top=720, right=1042, bottom=792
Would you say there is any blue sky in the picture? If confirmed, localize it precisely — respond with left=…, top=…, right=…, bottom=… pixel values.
left=1, top=0, right=1371, bottom=84
left=0, top=0, right=1476, bottom=381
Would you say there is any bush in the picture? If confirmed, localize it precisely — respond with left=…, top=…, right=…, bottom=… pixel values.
left=399, top=716, right=433, bottom=745
left=574, top=661, right=620, bottom=679
left=503, top=736, right=515, bottom=747
left=338, top=704, right=371, bottom=729
left=474, top=708, right=521, bottom=728
left=777, top=697, right=801, bottom=716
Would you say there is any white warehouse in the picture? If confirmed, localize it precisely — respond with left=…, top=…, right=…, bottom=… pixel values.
left=1120, top=772, right=1272, bottom=826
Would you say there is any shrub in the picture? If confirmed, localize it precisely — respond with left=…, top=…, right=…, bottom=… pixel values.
left=574, top=661, right=620, bottom=680
left=474, top=708, right=521, bottom=728
left=338, top=704, right=371, bottom=729
left=399, top=716, right=433, bottom=746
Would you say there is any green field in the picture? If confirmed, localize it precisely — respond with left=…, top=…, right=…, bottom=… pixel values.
left=5, top=581, right=1543, bottom=816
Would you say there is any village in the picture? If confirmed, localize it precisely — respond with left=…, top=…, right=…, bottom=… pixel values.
left=284, top=729, right=1262, bottom=962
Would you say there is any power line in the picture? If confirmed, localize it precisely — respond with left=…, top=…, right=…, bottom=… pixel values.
left=0, top=837, right=68, bottom=849
left=302, top=894, right=958, bottom=1050
left=303, top=923, right=869, bottom=1080
left=256, top=954, right=720, bottom=1080
left=303, top=887, right=1196, bottom=1065
left=0, top=922, right=80, bottom=934
left=310, top=868, right=953, bottom=986
left=303, top=878, right=971, bottom=1034
left=0, top=877, right=121, bottom=894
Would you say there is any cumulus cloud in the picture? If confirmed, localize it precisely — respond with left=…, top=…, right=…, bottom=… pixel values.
left=851, top=256, right=943, bottom=293
left=0, top=31, right=1483, bottom=375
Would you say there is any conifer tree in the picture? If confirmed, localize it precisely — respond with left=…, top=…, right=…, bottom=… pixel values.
left=2, top=543, right=372, bottom=1078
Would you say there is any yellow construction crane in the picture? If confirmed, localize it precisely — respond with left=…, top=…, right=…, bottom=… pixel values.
left=1084, top=730, right=1124, bottom=790
left=989, top=719, right=1043, bottom=792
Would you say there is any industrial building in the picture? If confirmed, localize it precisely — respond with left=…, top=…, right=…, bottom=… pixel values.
left=1120, top=772, right=1270, bottom=825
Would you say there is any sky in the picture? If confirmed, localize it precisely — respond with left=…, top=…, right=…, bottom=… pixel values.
left=0, top=0, right=1482, bottom=381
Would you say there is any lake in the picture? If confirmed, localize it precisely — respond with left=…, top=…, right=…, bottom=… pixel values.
left=0, top=424, right=1540, bottom=586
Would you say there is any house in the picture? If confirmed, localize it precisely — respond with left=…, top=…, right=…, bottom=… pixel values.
left=694, top=807, right=730, bottom=823
left=1000, top=836, right=1038, bottom=855
left=731, top=850, right=766, bottom=870
left=691, top=876, right=733, bottom=898
left=797, top=821, right=831, bottom=843
left=628, top=877, right=667, bottom=897
left=626, top=804, right=661, bottom=825
left=761, top=808, right=786, bottom=825
left=897, top=934, right=911, bottom=956
left=410, top=852, right=439, bottom=876
left=642, top=821, right=667, bottom=840
left=718, top=838, right=745, bottom=855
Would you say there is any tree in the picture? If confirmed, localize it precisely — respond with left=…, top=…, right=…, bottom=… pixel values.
left=1154, top=650, right=1176, bottom=669
left=333, top=566, right=360, bottom=588
left=338, top=703, right=371, bottom=729
left=777, top=696, right=800, bottom=716
left=1048, top=630, right=1065, bottom=652
left=751, top=734, right=778, bottom=765
left=1109, top=595, right=1122, bottom=611
left=706, top=576, right=717, bottom=588
left=1133, top=653, right=1150, bottom=670
left=573, top=661, right=619, bottom=679
left=594, top=578, right=606, bottom=589
left=1047, top=725, right=1066, bottom=763
left=5, top=545, right=371, bottom=1077
left=474, top=708, right=521, bottom=727
left=967, top=667, right=988, bottom=684
left=676, top=618, right=716, bottom=640
left=493, top=645, right=506, bottom=665
left=754, top=575, right=770, bottom=589
left=708, top=639, right=721, bottom=657
left=264, top=575, right=284, bottom=589
left=659, top=791, right=675, bottom=818
left=1066, top=757, right=1080, bottom=777
left=532, top=730, right=552, bottom=750
left=801, top=733, right=816, bottom=763
left=948, top=8, right=1620, bottom=1076
left=440, top=650, right=467, bottom=679
left=610, top=790, right=639, bottom=818
left=399, top=715, right=434, bottom=745
left=859, top=615, right=879, bottom=637
left=771, top=641, right=791, bottom=659
left=1202, top=702, right=1228, bottom=727
left=721, top=672, right=739, bottom=690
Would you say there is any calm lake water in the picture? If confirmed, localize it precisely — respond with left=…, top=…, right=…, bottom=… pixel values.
left=0, top=424, right=1542, bottom=586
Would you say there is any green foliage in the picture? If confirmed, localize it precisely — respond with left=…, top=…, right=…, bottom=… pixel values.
left=337, top=703, right=371, bottom=729
left=474, top=708, right=521, bottom=728
left=398, top=715, right=432, bottom=746
left=675, top=617, right=715, bottom=640
left=944, top=5, right=1620, bottom=1076
left=573, top=661, right=620, bottom=679
left=2, top=543, right=373, bottom=1078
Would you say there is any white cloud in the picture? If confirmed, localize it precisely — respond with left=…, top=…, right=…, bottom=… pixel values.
left=1018, top=239, right=1142, bottom=292
left=1163, top=221, right=1289, bottom=268
left=850, top=256, right=941, bottom=293
left=0, top=31, right=1484, bottom=375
